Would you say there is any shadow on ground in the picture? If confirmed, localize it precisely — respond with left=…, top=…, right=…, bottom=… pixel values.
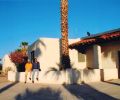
left=0, top=72, right=19, bottom=94
left=0, top=82, right=18, bottom=93
left=15, top=87, right=62, bottom=100
left=103, top=81, right=120, bottom=86
left=63, top=84, right=117, bottom=100
left=14, top=83, right=118, bottom=100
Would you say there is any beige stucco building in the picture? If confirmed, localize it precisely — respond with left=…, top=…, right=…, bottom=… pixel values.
left=27, top=28, right=120, bottom=82
left=7, top=28, right=120, bottom=84
left=69, top=28, right=120, bottom=81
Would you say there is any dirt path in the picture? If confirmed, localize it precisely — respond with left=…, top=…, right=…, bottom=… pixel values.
left=0, top=77, right=120, bottom=100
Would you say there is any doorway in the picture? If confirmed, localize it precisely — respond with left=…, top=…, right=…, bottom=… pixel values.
left=118, top=51, right=120, bottom=78
left=31, top=51, right=35, bottom=63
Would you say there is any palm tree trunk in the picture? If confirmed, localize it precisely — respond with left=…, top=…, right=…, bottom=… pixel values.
left=61, top=0, right=71, bottom=70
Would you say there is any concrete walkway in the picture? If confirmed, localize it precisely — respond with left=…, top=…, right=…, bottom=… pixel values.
left=0, top=77, right=120, bottom=100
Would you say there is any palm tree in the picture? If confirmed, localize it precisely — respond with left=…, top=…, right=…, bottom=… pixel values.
left=61, top=0, right=71, bottom=70
left=45, top=0, right=77, bottom=84
left=21, top=42, right=28, bottom=49
left=20, top=42, right=28, bottom=56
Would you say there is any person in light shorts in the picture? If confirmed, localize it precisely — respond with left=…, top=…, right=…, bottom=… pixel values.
left=32, top=58, right=41, bottom=83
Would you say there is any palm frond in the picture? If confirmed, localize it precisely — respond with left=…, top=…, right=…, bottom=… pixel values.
left=44, top=67, right=59, bottom=76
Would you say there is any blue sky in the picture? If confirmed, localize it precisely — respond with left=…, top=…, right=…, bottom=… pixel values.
left=0, top=0, right=120, bottom=58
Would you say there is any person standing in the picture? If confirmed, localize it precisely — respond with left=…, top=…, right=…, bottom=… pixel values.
left=32, top=58, right=41, bottom=83
left=24, top=59, right=32, bottom=83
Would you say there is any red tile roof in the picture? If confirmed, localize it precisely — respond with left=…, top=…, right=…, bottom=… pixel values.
left=100, top=32, right=120, bottom=40
left=69, top=30, right=120, bottom=49
left=70, top=38, right=96, bottom=46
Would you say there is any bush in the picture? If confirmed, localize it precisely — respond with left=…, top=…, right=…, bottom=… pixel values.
left=17, top=62, right=26, bottom=72
left=9, top=50, right=28, bottom=72
left=9, top=50, right=27, bottom=64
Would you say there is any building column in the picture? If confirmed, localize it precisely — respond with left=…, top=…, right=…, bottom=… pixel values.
left=93, top=45, right=102, bottom=69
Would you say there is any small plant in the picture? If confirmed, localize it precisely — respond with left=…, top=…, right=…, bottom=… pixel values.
left=4, top=67, right=13, bottom=75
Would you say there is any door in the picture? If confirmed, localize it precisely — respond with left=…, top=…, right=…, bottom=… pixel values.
left=118, top=51, right=120, bottom=78
left=31, top=51, right=35, bottom=63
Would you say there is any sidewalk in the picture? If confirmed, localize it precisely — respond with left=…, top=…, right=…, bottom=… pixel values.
left=0, top=77, right=120, bottom=100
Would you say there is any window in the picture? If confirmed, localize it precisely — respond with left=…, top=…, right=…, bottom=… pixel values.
left=78, top=52, right=86, bottom=62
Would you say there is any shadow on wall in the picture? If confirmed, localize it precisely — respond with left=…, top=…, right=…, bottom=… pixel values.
left=30, top=40, right=46, bottom=57
left=15, top=87, right=62, bottom=100
left=83, top=68, right=95, bottom=77
left=44, top=66, right=62, bottom=80
left=101, top=41, right=120, bottom=64
left=35, top=40, right=46, bottom=58
left=44, top=62, right=81, bottom=84
left=59, top=39, right=62, bottom=64
left=15, top=72, right=20, bottom=82
left=35, top=48, right=42, bottom=58
left=71, top=68, right=81, bottom=84
left=63, top=84, right=117, bottom=100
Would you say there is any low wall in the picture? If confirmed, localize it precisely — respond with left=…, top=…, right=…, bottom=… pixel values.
left=8, top=69, right=82, bottom=84
left=8, top=71, right=66, bottom=84
left=8, top=69, right=105, bottom=84
left=8, top=69, right=118, bottom=84
left=102, top=68, right=118, bottom=81
left=83, top=69, right=101, bottom=83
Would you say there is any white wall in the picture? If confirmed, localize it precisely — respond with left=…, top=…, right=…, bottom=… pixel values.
left=8, top=68, right=119, bottom=84
left=28, top=38, right=60, bottom=71
left=85, top=41, right=120, bottom=69
left=28, top=38, right=81, bottom=71
left=86, top=46, right=94, bottom=68
left=2, top=54, right=17, bottom=72
left=8, top=71, right=66, bottom=84
left=102, top=68, right=118, bottom=81
left=69, top=39, right=81, bottom=69
left=83, top=69, right=101, bottom=83
left=8, top=69, right=102, bottom=84
left=101, top=41, right=120, bottom=69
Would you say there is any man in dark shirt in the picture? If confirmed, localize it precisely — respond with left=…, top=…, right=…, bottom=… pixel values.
left=32, top=58, right=41, bottom=83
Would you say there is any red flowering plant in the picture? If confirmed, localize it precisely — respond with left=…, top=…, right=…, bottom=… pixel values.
left=9, top=49, right=28, bottom=72
left=9, top=41, right=29, bottom=72
left=10, top=51, right=25, bottom=64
